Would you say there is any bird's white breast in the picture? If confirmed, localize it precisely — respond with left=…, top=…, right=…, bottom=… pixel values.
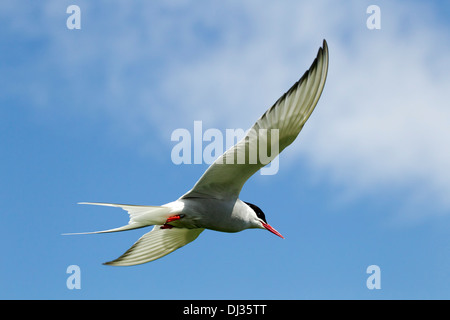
left=169, top=198, right=253, bottom=232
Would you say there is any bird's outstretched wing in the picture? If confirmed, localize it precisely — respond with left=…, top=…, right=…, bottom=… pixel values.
left=104, top=226, right=204, bottom=266
left=182, top=40, right=329, bottom=200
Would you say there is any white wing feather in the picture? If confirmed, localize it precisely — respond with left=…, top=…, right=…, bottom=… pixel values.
left=104, top=227, right=204, bottom=266
left=182, top=40, right=329, bottom=200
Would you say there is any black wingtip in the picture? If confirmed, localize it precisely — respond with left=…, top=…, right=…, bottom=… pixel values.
left=318, top=39, right=328, bottom=57
left=263, top=39, right=328, bottom=115
left=103, top=258, right=122, bottom=266
left=322, top=39, right=329, bottom=67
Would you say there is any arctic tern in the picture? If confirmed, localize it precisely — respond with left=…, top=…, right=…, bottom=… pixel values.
left=66, top=40, right=329, bottom=266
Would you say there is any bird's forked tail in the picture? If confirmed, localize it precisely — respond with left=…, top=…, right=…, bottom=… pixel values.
left=62, top=202, right=174, bottom=235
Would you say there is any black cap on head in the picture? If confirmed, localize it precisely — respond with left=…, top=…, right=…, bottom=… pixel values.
left=244, top=201, right=267, bottom=223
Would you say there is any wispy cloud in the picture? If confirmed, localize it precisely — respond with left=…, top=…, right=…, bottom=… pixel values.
left=2, top=1, right=449, bottom=220
left=298, top=2, right=450, bottom=220
left=155, top=1, right=450, bottom=220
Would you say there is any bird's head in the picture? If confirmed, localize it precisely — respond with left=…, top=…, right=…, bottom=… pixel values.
left=244, top=202, right=284, bottom=239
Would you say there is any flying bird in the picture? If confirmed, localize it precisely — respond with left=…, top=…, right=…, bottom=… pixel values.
left=66, top=40, right=329, bottom=266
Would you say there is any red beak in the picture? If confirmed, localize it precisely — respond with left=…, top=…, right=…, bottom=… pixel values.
left=262, top=223, right=284, bottom=239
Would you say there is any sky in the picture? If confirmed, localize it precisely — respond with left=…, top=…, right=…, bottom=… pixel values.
left=1, top=0, right=450, bottom=299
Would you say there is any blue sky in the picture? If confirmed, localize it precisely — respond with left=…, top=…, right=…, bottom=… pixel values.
left=1, top=0, right=450, bottom=299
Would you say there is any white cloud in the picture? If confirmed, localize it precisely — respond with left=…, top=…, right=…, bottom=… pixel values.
left=296, top=2, right=450, bottom=218
left=154, top=1, right=450, bottom=219
left=3, top=1, right=450, bottom=219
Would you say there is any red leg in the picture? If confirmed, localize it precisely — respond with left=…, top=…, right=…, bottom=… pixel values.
left=165, top=214, right=184, bottom=223
left=160, top=214, right=185, bottom=229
